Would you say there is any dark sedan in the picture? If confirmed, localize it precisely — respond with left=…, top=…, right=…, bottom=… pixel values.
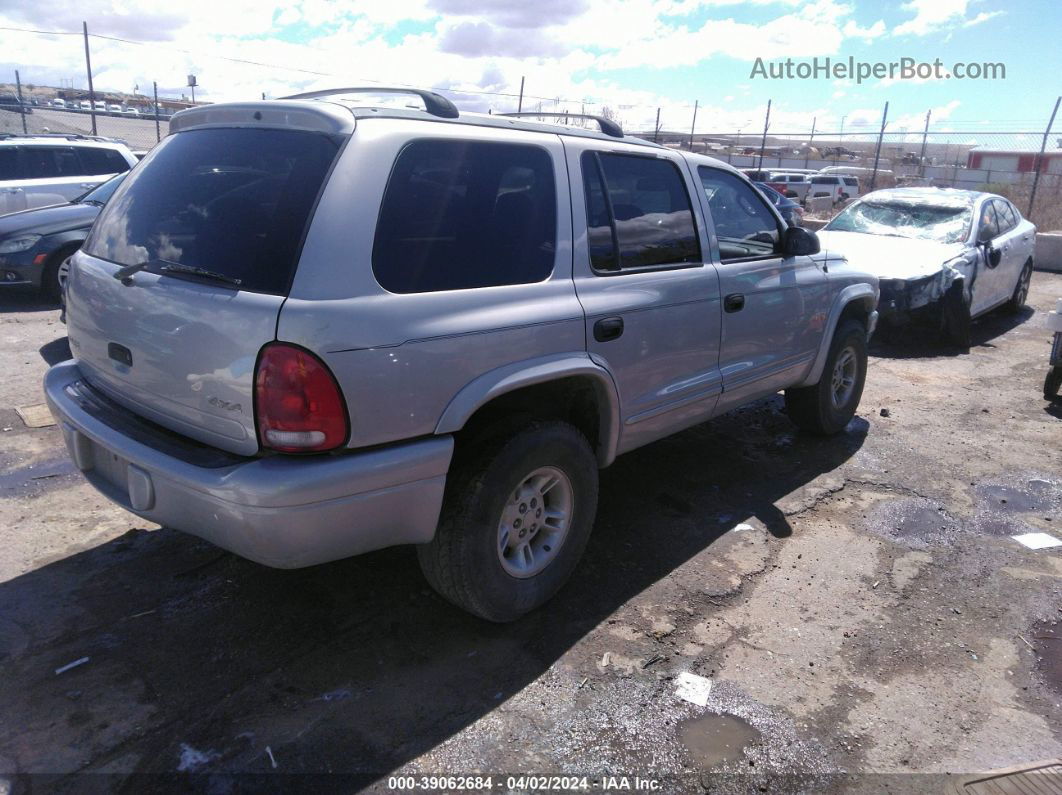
left=753, top=182, right=804, bottom=227
left=0, top=173, right=124, bottom=300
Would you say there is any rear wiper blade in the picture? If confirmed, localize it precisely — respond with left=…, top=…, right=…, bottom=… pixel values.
left=113, top=258, right=177, bottom=281
left=160, top=263, right=243, bottom=287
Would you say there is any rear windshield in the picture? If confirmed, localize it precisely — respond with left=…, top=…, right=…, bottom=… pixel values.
left=83, top=128, right=341, bottom=295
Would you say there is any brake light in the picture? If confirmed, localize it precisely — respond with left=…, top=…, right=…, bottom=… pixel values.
left=255, top=343, right=348, bottom=453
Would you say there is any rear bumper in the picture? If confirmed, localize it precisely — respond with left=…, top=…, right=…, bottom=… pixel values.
left=44, top=360, right=454, bottom=568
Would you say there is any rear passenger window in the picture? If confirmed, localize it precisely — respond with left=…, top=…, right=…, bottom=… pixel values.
left=699, top=167, right=780, bottom=261
left=79, top=148, right=132, bottom=176
left=580, top=151, right=700, bottom=272
left=373, top=140, right=557, bottom=293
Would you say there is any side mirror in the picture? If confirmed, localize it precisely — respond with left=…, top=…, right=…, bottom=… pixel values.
left=987, top=246, right=1002, bottom=268
left=783, top=225, right=820, bottom=256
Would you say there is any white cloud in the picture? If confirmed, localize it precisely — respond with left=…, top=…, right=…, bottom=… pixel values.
left=962, top=10, right=1004, bottom=27
left=893, top=0, right=999, bottom=36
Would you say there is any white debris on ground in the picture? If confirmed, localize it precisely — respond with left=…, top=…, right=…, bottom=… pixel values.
left=1011, top=532, right=1062, bottom=550
left=675, top=672, right=713, bottom=707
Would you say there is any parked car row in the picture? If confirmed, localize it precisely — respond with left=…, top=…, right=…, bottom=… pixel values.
left=44, top=98, right=174, bottom=119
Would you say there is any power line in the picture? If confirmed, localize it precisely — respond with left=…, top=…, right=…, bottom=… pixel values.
left=0, top=23, right=1055, bottom=129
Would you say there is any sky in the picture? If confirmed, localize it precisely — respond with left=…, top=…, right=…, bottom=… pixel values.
left=0, top=0, right=1058, bottom=139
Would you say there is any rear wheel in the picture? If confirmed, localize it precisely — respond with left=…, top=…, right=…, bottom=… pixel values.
left=785, top=319, right=867, bottom=435
left=1045, top=366, right=1062, bottom=400
left=1006, top=260, right=1033, bottom=314
left=418, top=420, right=599, bottom=622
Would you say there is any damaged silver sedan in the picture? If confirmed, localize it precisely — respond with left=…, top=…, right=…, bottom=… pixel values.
left=817, top=188, right=1035, bottom=345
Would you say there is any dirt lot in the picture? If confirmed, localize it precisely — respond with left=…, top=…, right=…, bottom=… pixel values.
left=0, top=274, right=1060, bottom=792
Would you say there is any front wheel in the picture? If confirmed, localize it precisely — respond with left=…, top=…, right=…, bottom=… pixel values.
left=941, top=281, right=972, bottom=348
left=418, top=421, right=599, bottom=622
left=785, top=319, right=868, bottom=435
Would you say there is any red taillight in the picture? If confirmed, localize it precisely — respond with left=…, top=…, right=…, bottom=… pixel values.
left=255, top=343, right=348, bottom=453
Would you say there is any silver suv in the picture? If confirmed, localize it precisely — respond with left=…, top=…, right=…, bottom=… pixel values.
left=45, top=88, right=878, bottom=621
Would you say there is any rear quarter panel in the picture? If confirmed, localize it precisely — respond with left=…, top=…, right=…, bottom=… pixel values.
left=278, top=119, right=585, bottom=451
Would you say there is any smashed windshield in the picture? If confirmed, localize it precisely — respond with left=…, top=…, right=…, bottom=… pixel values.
left=825, top=198, right=972, bottom=243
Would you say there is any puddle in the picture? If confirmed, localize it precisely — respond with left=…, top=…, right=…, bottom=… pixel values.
left=678, top=713, right=761, bottom=768
left=974, top=482, right=1058, bottom=515
left=864, top=498, right=963, bottom=549
left=1032, top=621, right=1062, bottom=695
left=0, top=457, right=78, bottom=496
left=969, top=478, right=1061, bottom=537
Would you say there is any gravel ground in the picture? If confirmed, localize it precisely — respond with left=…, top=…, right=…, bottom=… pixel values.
left=0, top=273, right=1060, bottom=793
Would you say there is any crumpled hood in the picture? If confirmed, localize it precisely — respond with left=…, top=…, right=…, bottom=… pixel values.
left=816, top=230, right=967, bottom=281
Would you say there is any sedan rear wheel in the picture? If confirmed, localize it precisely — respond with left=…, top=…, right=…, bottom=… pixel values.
left=1006, top=261, right=1033, bottom=314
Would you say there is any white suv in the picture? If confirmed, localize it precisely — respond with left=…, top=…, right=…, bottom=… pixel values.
left=809, top=174, right=861, bottom=205
left=0, top=134, right=137, bottom=214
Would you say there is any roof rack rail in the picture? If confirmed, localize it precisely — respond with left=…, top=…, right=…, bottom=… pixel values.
left=278, top=87, right=459, bottom=119
left=0, top=132, right=115, bottom=143
left=499, top=112, right=623, bottom=139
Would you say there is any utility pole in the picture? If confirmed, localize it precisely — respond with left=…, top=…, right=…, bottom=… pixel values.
left=14, top=70, right=27, bottom=134
left=1029, top=95, right=1061, bottom=218
left=688, top=100, right=698, bottom=151
left=83, top=21, right=97, bottom=135
left=153, top=81, right=161, bottom=143
left=804, top=116, right=816, bottom=169
left=869, top=101, right=889, bottom=192
left=918, top=109, right=931, bottom=178
left=517, top=76, right=524, bottom=113
left=757, top=99, right=772, bottom=170
left=654, top=107, right=661, bottom=143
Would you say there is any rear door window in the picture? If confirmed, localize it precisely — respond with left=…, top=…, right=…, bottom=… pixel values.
left=83, top=127, right=341, bottom=295
left=53, top=147, right=82, bottom=177
left=373, top=139, right=557, bottom=293
left=20, top=146, right=60, bottom=179
left=580, top=151, right=700, bottom=272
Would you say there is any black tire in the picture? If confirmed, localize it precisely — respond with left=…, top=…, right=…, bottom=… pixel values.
left=417, top=420, right=599, bottom=622
left=1045, top=366, right=1062, bottom=401
left=941, top=281, right=971, bottom=348
left=1006, top=260, right=1033, bottom=314
left=785, top=318, right=868, bottom=435
left=41, top=245, right=79, bottom=303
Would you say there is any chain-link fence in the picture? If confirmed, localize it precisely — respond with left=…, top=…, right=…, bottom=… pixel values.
left=3, top=63, right=1061, bottom=229
left=642, top=129, right=1062, bottom=230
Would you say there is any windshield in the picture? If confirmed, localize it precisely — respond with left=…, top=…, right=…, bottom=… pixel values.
left=83, top=127, right=341, bottom=295
left=74, top=174, right=125, bottom=205
left=825, top=198, right=972, bottom=243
